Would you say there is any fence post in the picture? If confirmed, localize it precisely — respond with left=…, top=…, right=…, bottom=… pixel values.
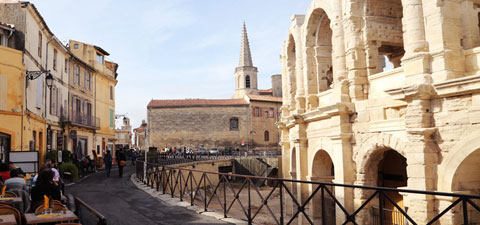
left=204, top=173, right=207, bottom=212
left=190, top=171, right=194, bottom=206
left=321, top=185, right=325, bottom=225
left=280, top=181, right=284, bottom=225
left=463, top=198, right=469, bottom=225
left=248, top=179, right=252, bottom=225
left=379, top=191, right=385, bottom=225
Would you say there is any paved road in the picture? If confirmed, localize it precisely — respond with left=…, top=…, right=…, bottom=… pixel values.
left=66, top=165, right=232, bottom=225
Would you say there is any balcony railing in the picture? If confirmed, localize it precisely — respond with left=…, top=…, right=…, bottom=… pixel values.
left=70, top=111, right=100, bottom=129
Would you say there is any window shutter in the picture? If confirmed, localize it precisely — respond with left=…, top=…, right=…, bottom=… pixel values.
left=259, top=108, right=262, bottom=117
left=36, top=77, right=43, bottom=109
left=273, top=108, right=277, bottom=119
left=72, top=97, right=76, bottom=118
left=57, top=89, right=61, bottom=116
left=252, top=107, right=255, bottom=117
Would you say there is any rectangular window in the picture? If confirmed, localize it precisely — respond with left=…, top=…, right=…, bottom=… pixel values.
left=53, top=49, right=57, bottom=71
left=74, top=64, right=80, bottom=85
left=109, top=109, right=114, bottom=128
left=38, top=31, right=42, bottom=58
left=269, top=108, right=274, bottom=118
left=0, top=35, right=3, bottom=46
left=32, top=131, right=36, bottom=150
left=110, top=86, right=113, bottom=100
left=50, top=86, right=57, bottom=115
left=96, top=53, right=104, bottom=65
left=74, top=43, right=79, bottom=49
left=254, top=107, right=259, bottom=117
left=85, top=71, right=91, bottom=90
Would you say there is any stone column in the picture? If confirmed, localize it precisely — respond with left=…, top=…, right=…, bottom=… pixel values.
left=295, top=44, right=306, bottom=113
left=330, top=132, right=355, bottom=225
left=305, top=46, right=319, bottom=110
left=403, top=87, right=438, bottom=223
left=421, top=0, right=464, bottom=81
left=365, top=41, right=382, bottom=76
left=342, top=5, right=368, bottom=101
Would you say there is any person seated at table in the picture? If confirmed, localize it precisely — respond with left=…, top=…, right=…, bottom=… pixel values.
left=4, top=169, right=27, bottom=191
left=31, top=168, right=61, bottom=207
left=8, top=162, right=25, bottom=178
left=0, top=163, right=11, bottom=181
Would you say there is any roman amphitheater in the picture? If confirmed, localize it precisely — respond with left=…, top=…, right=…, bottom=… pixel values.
left=278, top=0, right=480, bottom=224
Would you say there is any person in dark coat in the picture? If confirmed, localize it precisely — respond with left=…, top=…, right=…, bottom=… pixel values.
left=117, top=150, right=126, bottom=177
left=31, top=168, right=61, bottom=208
left=103, top=150, right=113, bottom=177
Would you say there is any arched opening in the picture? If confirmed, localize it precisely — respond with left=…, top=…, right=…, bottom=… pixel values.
left=310, top=150, right=335, bottom=224
left=451, top=148, right=480, bottom=224
left=370, top=149, right=408, bottom=224
left=0, top=133, right=10, bottom=163
left=304, top=8, right=333, bottom=109
left=364, top=0, right=405, bottom=74
left=245, top=75, right=251, bottom=88
left=264, top=131, right=269, bottom=142
left=286, top=35, right=297, bottom=109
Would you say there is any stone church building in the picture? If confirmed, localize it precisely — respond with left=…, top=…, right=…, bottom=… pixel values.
left=147, top=24, right=282, bottom=152
left=279, top=0, right=480, bottom=224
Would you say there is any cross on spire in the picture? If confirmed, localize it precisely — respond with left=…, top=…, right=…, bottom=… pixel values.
left=238, top=22, right=253, bottom=67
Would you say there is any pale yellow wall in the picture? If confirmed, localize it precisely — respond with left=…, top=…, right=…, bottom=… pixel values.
left=0, top=46, right=24, bottom=151
left=95, top=72, right=115, bottom=136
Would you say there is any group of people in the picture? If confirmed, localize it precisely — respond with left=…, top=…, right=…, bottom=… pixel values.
left=103, top=149, right=128, bottom=178
left=0, top=160, right=62, bottom=211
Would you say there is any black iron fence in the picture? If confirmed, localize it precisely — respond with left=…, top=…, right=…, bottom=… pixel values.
left=136, top=158, right=480, bottom=225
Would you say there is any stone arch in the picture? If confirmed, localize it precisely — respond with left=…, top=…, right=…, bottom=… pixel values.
left=304, top=7, right=334, bottom=101
left=353, top=133, right=409, bottom=224
left=362, top=0, right=405, bottom=73
left=438, top=129, right=480, bottom=192
left=354, top=133, right=408, bottom=176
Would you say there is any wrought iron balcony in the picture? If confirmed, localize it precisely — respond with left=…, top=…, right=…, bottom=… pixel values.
left=68, top=111, right=100, bottom=130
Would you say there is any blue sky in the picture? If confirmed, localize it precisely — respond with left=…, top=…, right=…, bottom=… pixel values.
left=29, top=0, right=311, bottom=129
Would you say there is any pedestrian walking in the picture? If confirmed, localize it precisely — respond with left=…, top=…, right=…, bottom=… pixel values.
left=131, top=152, right=136, bottom=165
left=104, top=150, right=113, bottom=177
left=117, top=150, right=127, bottom=177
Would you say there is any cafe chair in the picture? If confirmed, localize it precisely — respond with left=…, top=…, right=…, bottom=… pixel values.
left=0, top=205, right=22, bottom=225
left=3, top=191, right=17, bottom=197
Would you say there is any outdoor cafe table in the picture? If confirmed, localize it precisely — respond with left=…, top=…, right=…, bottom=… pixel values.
left=0, top=197, right=22, bottom=211
left=24, top=210, right=78, bottom=224
left=0, top=214, right=17, bottom=225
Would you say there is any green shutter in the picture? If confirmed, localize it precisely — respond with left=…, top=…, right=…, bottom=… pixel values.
left=110, top=109, right=114, bottom=128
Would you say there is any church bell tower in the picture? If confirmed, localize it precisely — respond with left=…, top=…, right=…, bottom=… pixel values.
left=233, top=22, right=258, bottom=99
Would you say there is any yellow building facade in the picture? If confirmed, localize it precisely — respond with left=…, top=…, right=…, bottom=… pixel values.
left=69, top=40, right=118, bottom=157
left=0, top=42, right=24, bottom=160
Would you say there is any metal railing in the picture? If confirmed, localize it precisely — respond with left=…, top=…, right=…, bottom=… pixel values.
left=71, top=111, right=100, bottom=129
left=136, top=158, right=480, bottom=225
left=75, top=197, right=107, bottom=225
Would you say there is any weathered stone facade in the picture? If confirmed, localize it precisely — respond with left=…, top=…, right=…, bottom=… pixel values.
left=279, top=0, right=480, bottom=224
left=147, top=24, right=282, bottom=152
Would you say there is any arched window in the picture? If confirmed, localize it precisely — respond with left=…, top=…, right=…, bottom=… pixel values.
left=246, top=75, right=251, bottom=88
left=230, top=118, right=239, bottom=130
left=264, top=131, right=269, bottom=142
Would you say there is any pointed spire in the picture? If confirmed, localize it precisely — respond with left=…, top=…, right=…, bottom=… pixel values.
left=239, top=22, right=253, bottom=67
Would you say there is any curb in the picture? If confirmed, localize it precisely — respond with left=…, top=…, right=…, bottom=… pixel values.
left=129, top=174, right=248, bottom=225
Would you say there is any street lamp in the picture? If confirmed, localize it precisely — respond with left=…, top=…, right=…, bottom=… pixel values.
left=45, top=73, right=54, bottom=89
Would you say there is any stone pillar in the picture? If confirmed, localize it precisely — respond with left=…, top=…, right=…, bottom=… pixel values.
left=342, top=4, right=368, bottom=101
left=295, top=46, right=306, bottom=113
left=421, top=0, right=464, bottom=81
left=365, top=41, right=382, bottom=76
left=305, top=46, right=319, bottom=110
left=330, top=133, right=355, bottom=225
left=403, top=87, right=438, bottom=223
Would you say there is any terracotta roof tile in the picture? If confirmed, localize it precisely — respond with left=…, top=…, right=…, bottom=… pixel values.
left=247, top=94, right=282, bottom=103
left=148, top=99, right=249, bottom=108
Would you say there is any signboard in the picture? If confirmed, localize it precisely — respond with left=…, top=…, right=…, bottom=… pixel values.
left=58, top=150, right=62, bottom=163
left=9, top=151, right=39, bottom=173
